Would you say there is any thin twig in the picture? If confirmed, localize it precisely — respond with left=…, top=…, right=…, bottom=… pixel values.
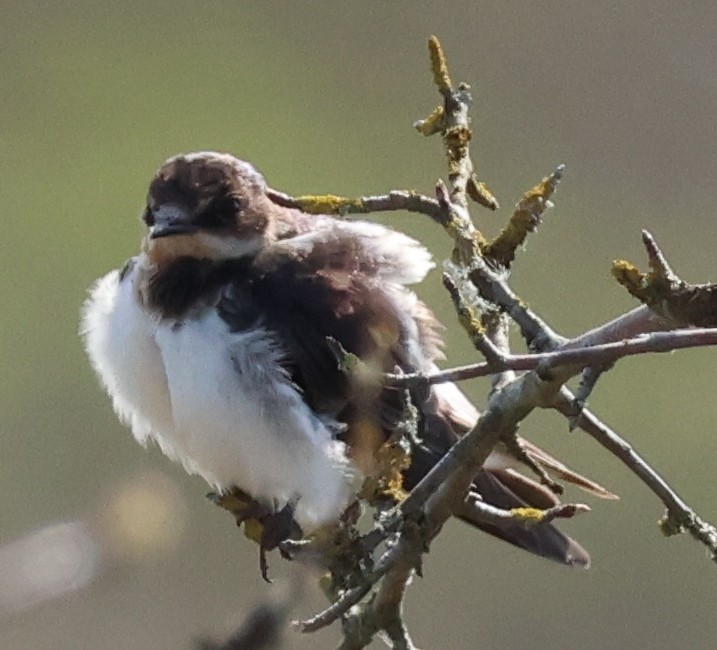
left=386, top=328, right=717, bottom=388
left=642, top=229, right=680, bottom=282
left=553, top=391, right=717, bottom=560
left=266, top=189, right=447, bottom=226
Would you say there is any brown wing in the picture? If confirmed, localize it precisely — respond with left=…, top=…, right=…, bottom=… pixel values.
left=219, top=225, right=441, bottom=472
left=217, top=222, right=603, bottom=566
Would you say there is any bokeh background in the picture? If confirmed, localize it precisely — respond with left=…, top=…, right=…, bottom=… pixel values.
left=2, top=2, right=717, bottom=648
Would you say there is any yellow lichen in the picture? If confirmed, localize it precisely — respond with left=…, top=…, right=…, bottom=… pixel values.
left=611, top=260, right=645, bottom=290
left=444, top=125, right=472, bottom=148
left=359, top=437, right=411, bottom=504
left=414, top=105, right=445, bottom=136
left=611, top=259, right=669, bottom=306
left=467, top=176, right=499, bottom=211
left=444, top=274, right=489, bottom=349
left=510, top=507, right=546, bottom=522
left=484, top=168, right=562, bottom=267
left=428, top=35, right=452, bottom=94
left=658, top=513, right=685, bottom=537
left=292, top=194, right=364, bottom=216
left=613, top=259, right=717, bottom=327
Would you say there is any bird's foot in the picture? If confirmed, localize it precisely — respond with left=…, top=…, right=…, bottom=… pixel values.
left=208, top=489, right=302, bottom=582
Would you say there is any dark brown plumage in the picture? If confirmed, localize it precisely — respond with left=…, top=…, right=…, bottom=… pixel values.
left=109, top=152, right=619, bottom=566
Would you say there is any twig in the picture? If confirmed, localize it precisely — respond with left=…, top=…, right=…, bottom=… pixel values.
left=295, top=535, right=410, bottom=634
left=612, top=230, right=717, bottom=328
left=441, top=269, right=503, bottom=363
left=422, top=36, right=492, bottom=213
left=483, top=164, right=564, bottom=267
left=313, top=346, right=606, bottom=630
left=642, top=229, right=679, bottom=282
left=386, top=328, right=717, bottom=388
left=571, top=362, right=614, bottom=423
left=297, top=378, right=547, bottom=635
left=266, top=189, right=447, bottom=227
left=460, top=245, right=567, bottom=350
left=457, top=493, right=590, bottom=528
left=553, top=391, right=717, bottom=560
left=338, top=558, right=418, bottom=650
left=484, top=311, right=515, bottom=393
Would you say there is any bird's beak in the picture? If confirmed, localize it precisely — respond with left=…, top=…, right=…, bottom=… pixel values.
left=149, top=205, right=200, bottom=239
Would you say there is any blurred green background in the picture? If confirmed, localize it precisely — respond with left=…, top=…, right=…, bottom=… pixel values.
left=2, top=1, right=717, bottom=648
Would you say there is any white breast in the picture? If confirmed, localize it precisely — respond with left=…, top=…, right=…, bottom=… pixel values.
left=81, top=264, right=353, bottom=532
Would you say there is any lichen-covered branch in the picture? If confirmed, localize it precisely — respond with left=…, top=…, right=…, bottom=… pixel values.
left=483, top=164, right=564, bottom=267
left=211, top=34, right=717, bottom=650
left=418, top=36, right=498, bottom=215
left=266, top=188, right=447, bottom=226
left=613, top=230, right=717, bottom=327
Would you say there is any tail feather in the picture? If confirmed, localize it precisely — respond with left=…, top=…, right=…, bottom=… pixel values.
left=404, top=440, right=591, bottom=567
left=404, top=381, right=608, bottom=567
left=431, top=381, right=618, bottom=501
left=460, top=471, right=591, bottom=568
left=490, top=467, right=559, bottom=510
left=519, top=439, right=619, bottom=500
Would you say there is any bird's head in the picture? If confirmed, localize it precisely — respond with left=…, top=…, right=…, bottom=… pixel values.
left=142, top=152, right=283, bottom=265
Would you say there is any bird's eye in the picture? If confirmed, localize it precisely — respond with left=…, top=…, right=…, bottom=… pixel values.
left=142, top=206, right=155, bottom=226
left=198, top=195, right=243, bottom=229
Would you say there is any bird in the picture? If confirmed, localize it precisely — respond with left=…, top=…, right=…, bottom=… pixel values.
left=81, top=151, right=616, bottom=569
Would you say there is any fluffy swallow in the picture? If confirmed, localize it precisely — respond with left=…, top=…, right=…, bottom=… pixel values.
left=81, top=152, right=616, bottom=567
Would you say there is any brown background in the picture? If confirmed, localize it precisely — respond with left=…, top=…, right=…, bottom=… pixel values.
left=2, top=2, right=717, bottom=648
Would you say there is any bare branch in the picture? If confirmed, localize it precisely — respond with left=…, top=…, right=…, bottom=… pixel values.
left=553, top=391, right=717, bottom=561
left=387, top=328, right=717, bottom=388
left=295, top=531, right=416, bottom=634
left=298, top=355, right=581, bottom=636
left=570, top=363, right=614, bottom=426
left=466, top=256, right=567, bottom=350
left=642, top=229, right=680, bottom=282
